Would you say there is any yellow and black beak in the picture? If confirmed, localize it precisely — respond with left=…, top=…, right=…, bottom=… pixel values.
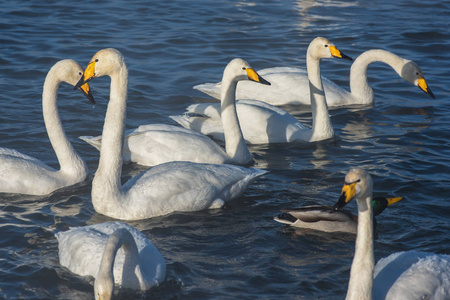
left=77, top=81, right=96, bottom=105
left=246, top=68, right=271, bottom=86
left=75, top=60, right=97, bottom=90
left=329, top=45, right=353, bottom=61
left=333, top=182, right=357, bottom=209
left=417, top=74, right=435, bottom=99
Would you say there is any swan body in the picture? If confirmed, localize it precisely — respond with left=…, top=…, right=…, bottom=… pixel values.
left=80, top=58, right=270, bottom=166
left=337, top=168, right=449, bottom=300
left=75, top=49, right=267, bottom=220
left=273, top=196, right=402, bottom=234
left=0, top=59, right=94, bottom=196
left=194, top=49, right=435, bottom=107
left=373, top=251, right=450, bottom=300
left=170, top=99, right=308, bottom=144
left=172, top=37, right=353, bottom=144
left=56, top=221, right=166, bottom=300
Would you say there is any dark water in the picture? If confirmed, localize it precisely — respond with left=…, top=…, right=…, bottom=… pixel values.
left=0, top=0, right=449, bottom=299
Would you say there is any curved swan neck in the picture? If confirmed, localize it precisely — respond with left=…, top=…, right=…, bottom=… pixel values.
left=350, top=49, right=405, bottom=104
left=346, top=194, right=374, bottom=300
left=95, top=229, right=145, bottom=298
left=93, top=65, right=128, bottom=200
left=307, top=52, right=334, bottom=142
left=220, top=73, right=251, bottom=164
left=42, top=68, right=87, bottom=177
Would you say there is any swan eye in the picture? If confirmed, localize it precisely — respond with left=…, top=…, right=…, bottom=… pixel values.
left=324, top=44, right=329, bottom=47
left=357, top=179, right=361, bottom=183
left=242, top=67, right=246, bottom=70
left=95, top=59, right=99, bottom=62
left=78, top=72, right=82, bottom=76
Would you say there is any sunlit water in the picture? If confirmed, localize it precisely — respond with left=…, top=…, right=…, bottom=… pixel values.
left=0, top=0, right=449, bottom=299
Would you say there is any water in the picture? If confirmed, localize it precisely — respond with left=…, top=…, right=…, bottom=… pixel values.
left=0, top=0, right=449, bottom=299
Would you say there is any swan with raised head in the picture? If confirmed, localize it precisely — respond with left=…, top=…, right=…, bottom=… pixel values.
left=0, top=59, right=95, bottom=196
left=171, top=37, right=352, bottom=144
left=194, top=49, right=435, bottom=107
left=336, top=168, right=449, bottom=299
left=79, top=58, right=270, bottom=166
left=274, top=196, right=402, bottom=234
left=56, top=221, right=166, bottom=300
left=75, top=48, right=267, bottom=220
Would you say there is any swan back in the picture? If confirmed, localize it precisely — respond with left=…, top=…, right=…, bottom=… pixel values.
left=56, top=222, right=166, bottom=299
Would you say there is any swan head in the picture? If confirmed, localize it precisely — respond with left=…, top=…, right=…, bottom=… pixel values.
left=94, top=271, right=114, bottom=300
left=52, top=59, right=95, bottom=104
left=223, top=58, right=271, bottom=86
left=400, top=60, right=435, bottom=99
left=308, top=37, right=353, bottom=61
left=75, top=48, right=126, bottom=88
left=334, top=168, right=373, bottom=210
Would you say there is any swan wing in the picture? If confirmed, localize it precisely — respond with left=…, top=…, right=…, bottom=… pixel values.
left=123, top=162, right=267, bottom=219
left=373, top=251, right=450, bottom=300
left=81, top=124, right=230, bottom=166
left=171, top=100, right=308, bottom=144
left=195, top=67, right=350, bottom=106
left=56, top=221, right=165, bottom=285
left=0, top=148, right=62, bottom=195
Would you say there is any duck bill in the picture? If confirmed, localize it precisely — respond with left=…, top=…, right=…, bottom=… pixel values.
left=329, top=45, right=353, bottom=61
left=386, top=196, right=403, bottom=206
left=77, top=82, right=96, bottom=104
left=417, top=75, right=435, bottom=99
left=74, top=60, right=97, bottom=90
left=333, top=182, right=357, bottom=209
left=246, top=68, right=271, bottom=85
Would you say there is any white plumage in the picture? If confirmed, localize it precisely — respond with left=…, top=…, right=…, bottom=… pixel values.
left=76, top=49, right=267, bottom=220
left=56, top=221, right=166, bottom=300
left=0, top=59, right=94, bottom=195
left=194, top=49, right=435, bottom=107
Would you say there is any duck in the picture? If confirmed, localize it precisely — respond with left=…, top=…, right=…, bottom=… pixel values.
left=274, top=196, right=402, bottom=234
left=336, top=168, right=449, bottom=299
left=75, top=48, right=267, bottom=220
left=56, top=221, right=166, bottom=300
left=171, top=37, right=353, bottom=145
left=0, top=59, right=95, bottom=196
left=79, top=58, right=270, bottom=166
left=194, top=49, right=435, bottom=107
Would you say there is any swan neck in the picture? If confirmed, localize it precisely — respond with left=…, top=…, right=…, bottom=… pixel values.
left=346, top=195, right=374, bottom=300
left=42, top=69, right=87, bottom=177
left=96, top=229, right=142, bottom=292
left=350, top=50, right=404, bottom=104
left=93, top=66, right=128, bottom=203
left=220, top=75, right=251, bottom=164
left=307, top=54, right=333, bottom=141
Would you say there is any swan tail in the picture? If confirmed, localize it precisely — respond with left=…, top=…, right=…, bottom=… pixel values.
left=193, top=82, right=221, bottom=100
left=79, top=135, right=102, bottom=151
left=169, top=114, right=193, bottom=130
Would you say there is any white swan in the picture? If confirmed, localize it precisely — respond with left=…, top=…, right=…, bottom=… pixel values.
left=194, top=49, right=435, bottom=107
left=274, top=196, right=402, bottom=234
left=171, top=37, right=353, bottom=144
left=75, top=48, right=267, bottom=220
left=79, top=58, right=270, bottom=166
left=0, top=59, right=94, bottom=196
left=56, top=221, right=166, bottom=300
left=336, top=168, right=449, bottom=299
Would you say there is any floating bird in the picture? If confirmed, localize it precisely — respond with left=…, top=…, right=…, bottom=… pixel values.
left=171, top=37, right=352, bottom=144
left=0, top=59, right=94, bottom=195
left=75, top=48, right=267, bottom=220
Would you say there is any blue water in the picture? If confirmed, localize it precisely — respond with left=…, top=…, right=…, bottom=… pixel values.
left=1, top=0, right=449, bottom=299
